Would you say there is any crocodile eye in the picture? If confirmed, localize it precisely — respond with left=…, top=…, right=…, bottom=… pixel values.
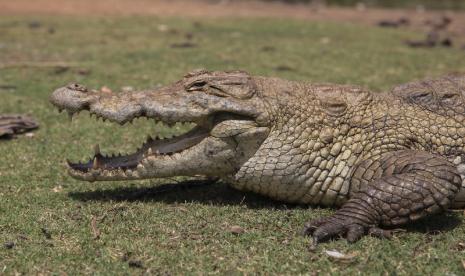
left=408, top=91, right=433, bottom=104
left=187, top=81, right=207, bottom=91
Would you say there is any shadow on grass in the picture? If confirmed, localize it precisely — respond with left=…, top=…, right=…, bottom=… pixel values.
left=69, top=179, right=462, bottom=233
left=68, top=179, right=302, bottom=210
left=404, top=211, right=462, bottom=234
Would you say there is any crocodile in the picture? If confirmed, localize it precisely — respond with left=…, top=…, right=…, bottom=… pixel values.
left=50, top=70, right=465, bottom=244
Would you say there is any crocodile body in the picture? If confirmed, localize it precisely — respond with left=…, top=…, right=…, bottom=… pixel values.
left=50, top=70, right=465, bottom=244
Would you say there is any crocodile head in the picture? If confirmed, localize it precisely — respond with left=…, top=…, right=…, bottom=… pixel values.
left=50, top=70, right=271, bottom=181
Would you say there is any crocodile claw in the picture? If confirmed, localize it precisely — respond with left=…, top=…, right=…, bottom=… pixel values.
left=303, top=216, right=398, bottom=246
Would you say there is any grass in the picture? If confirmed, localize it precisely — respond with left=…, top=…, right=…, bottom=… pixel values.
left=1, top=15, right=465, bottom=275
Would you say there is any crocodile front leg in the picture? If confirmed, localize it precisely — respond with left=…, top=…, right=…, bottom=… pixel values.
left=302, top=150, right=462, bottom=244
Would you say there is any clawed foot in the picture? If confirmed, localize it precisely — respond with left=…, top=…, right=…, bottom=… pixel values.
left=302, top=216, right=396, bottom=246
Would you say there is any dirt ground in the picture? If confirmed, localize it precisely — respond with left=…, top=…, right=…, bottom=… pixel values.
left=1, top=0, right=464, bottom=43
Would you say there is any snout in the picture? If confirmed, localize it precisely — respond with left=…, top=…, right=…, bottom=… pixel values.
left=49, top=83, right=93, bottom=113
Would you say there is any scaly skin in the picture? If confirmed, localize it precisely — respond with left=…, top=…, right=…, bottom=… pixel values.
left=0, top=114, right=38, bottom=138
left=50, top=70, right=465, bottom=244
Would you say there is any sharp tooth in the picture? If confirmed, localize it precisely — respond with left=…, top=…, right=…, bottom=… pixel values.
left=155, top=150, right=160, bottom=155
left=94, top=144, right=100, bottom=155
left=92, top=157, right=99, bottom=169
left=147, top=148, right=153, bottom=155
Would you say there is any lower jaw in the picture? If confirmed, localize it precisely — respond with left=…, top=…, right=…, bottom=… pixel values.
left=68, top=136, right=238, bottom=182
left=67, top=125, right=210, bottom=177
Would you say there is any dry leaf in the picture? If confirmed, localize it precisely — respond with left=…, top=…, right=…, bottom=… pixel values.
left=229, top=225, right=245, bottom=234
left=325, top=249, right=358, bottom=263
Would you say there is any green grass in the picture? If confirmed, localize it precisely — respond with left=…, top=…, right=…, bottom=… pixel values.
left=1, top=16, right=465, bottom=275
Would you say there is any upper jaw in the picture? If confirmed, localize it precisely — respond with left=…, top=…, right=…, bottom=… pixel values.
left=50, top=83, right=262, bottom=126
left=50, top=83, right=206, bottom=125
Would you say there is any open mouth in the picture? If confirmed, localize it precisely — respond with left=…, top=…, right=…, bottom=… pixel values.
left=67, top=120, right=210, bottom=173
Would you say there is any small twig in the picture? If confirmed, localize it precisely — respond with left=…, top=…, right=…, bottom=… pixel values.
left=90, top=216, right=101, bottom=240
